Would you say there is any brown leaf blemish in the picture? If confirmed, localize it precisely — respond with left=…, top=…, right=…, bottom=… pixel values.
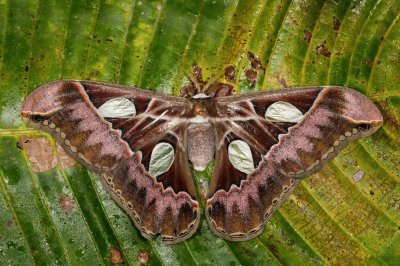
left=110, top=247, right=124, bottom=264
left=21, top=136, right=59, bottom=172
left=245, top=68, right=258, bottom=85
left=59, top=195, right=74, bottom=211
left=7, top=220, right=14, bottom=227
left=278, top=77, right=288, bottom=88
left=333, top=16, right=341, bottom=31
left=224, top=65, right=236, bottom=83
left=316, top=41, right=331, bottom=57
left=245, top=52, right=265, bottom=86
left=303, top=30, right=312, bottom=44
left=365, top=59, right=373, bottom=68
left=138, top=250, right=149, bottom=265
left=21, top=136, right=76, bottom=172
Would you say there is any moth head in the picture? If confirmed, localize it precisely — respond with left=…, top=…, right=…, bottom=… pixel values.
left=339, top=88, right=383, bottom=137
left=21, top=81, right=77, bottom=125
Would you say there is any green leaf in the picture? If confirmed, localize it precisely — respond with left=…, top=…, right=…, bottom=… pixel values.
left=1, top=0, right=399, bottom=265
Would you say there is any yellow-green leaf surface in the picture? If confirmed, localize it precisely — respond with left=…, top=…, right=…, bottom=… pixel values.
left=0, top=0, right=399, bottom=265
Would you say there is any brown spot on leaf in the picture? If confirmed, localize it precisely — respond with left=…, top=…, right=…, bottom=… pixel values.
left=247, top=51, right=265, bottom=72
left=304, top=30, right=312, bottom=44
left=21, top=136, right=76, bottom=172
left=209, top=83, right=234, bottom=97
left=224, top=65, right=236, bottom=83
left=316, top=41, right=331, bottom=57
left=267, top=244, right=280, bottom=259
left=138, top=250, right=149, bottom=265
left=245, top=68, right=258, bottom=86
left=192, top=63, right=206, bottom=87
left=278, top=77, right=288, bottom=88
left=375, top=100, right=399, bottom=133
left=365, top=59, right=373, bottom=67
left=181, top=63, right=238, bottom=97
left=31, top=248, right=38, bottom=256
left=179, top=83, right=198, bottom=98
left=59, top=195, right=74, bottom=211
left=21, top=137, right=58, bottom=172
left=110, top=247, right=124, bottom=264
left=7, top=220, right=13, bottom=227
left=333, top=16, right=341, bottom=31
left=245, top=52, right=265, bottom=86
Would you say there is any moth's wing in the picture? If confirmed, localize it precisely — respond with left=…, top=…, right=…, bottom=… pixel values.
left=207, top=87, right=383, bottom=241
left=21, top=80, right=200, bottom=244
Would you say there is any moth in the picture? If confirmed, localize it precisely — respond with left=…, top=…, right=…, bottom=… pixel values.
left=20, top=66, right=383, bottom=244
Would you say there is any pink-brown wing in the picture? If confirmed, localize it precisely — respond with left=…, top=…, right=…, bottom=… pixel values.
left=206, top=86, right=383, bottom=241
left=21, top=80, right=200, bottom=244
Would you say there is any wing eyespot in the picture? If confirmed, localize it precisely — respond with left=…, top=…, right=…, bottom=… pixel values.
left=219, top=228, right=227, bottom=234
left=162, top=236, right=175, bottom=241
left=249, top=228, right=258, bottom=235
left=133, top=211, right=142, bottom=224
left=272, top=198, right=278, bottom=206
left=178, top=231, right=188, bottom=237
left=263, top=210, right=272, bottom=220
left=145, top=231, right=155, bottom=237
left=115, top=189, right=122, bottom=196
left=230, top=233, right=246, bottom=238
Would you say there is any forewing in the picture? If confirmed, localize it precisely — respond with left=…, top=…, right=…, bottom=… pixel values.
left=21, top=80, right=200, bottom=244
left=206, top=86, right=383, bottom=241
